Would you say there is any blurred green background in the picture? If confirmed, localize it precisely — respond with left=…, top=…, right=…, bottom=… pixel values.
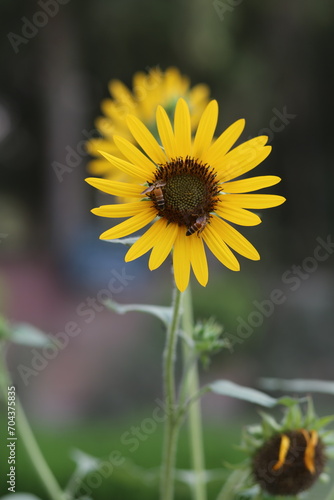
left=1, top=0, right=334, bottom=498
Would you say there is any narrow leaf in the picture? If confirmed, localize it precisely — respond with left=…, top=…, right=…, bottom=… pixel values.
left=260, top=377, right=334, bottom=396
left=104, top=299, right=173, bottom=326
left=10, top=323, right=51, bottom=347
left=105, top=237, right=140, bottom=245
left=70, top=449, right=101, bottom=474
left=209, top=380, right=278, bottom=407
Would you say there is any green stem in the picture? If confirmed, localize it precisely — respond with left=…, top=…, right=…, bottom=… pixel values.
left=160, top=287, right=183, bottom=500
left=0, top=343, right=67, bottom=500
left=181, top=286, right=207, bottom=500
left=16, top=400, right=68, bottom=500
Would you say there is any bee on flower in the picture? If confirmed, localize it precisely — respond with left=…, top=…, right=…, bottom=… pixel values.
left=86, top=95, right=285, bottom=292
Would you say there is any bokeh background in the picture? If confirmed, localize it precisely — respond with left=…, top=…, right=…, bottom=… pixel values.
left=1, top=0, right=334, bottom=498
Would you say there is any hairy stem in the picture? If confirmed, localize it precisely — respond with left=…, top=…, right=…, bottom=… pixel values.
left=181, top=286, right=207, bottom=500
left=160, top=287, right=183, bottom=500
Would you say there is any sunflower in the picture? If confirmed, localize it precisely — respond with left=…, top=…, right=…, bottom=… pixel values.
left=226, top=398, right=333, bottom=498
left=252, top=429, right=326, bottom=495
left=86, top=98, right=285, bottom=292
left=86, top=67, right=210, bottom=181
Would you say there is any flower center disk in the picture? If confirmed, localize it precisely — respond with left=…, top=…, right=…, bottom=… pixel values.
left=165, top=174, right=206, bottom=212
left=148, top=157, right=220, bottom=229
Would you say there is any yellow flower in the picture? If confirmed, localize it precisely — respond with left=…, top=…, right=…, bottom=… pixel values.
left=86, top=67, right=210, bottom=181
left=86, top=98, right=285, bottom=292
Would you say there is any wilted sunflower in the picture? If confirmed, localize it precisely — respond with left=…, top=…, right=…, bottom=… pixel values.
left=224, top=399, right=333, bottom=499
left=86, top=98, right=285, bottom=292
left=253, top=429, right=327, bottom=495
left=86, top=67, right=210, bottom=181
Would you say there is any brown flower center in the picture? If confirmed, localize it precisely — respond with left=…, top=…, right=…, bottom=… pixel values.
left=252, top=430, right=327, bottom=496
left=144, top=157, right=220, bottom=233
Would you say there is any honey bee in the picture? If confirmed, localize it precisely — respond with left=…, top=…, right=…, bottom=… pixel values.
left=186, top=214, right=209, bottom=236
left=141, top=181, right=166, bottom=210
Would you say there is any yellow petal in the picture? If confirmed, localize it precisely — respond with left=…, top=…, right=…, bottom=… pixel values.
left=108, top=79, right=135, bottom=105
left=190, top=236, right=208, bottom=286
left=189, top=83, right=210, bottom=111
left=125, top=219, right=164, bottom=261
left=85, top=178, right=142, bottom=198
left=222, top=175, right=281, bottom=193
left=173, top=229, right=191, bottom=292
left=174, top=98, right=191, bottom=158
left=211, top=217, right=260, bottom=260
left=203, top=225, right=240, bottom=271
left=92, top=201, right=150, bottom=218
left=126, top=115, right=166, bottom=164
left=95, top=116, right=118, bottom=138
left=221, top=194, right=286, bottom=208
left=217, top=141, right=271, bottom=183
left=192, top=100, right=218, bottom=159
left=87, top=159, right=116, bottom=176
left=149, top=222, right=178, bottom=270
left=99, top=208, right=157, bottom=240
left=202, top=119, right=245, bottom=166
left=156, top=105, right=177, bottom=160
left=98, top=151, right=149, bottom=181
left=113, top=136, right=157, bottom=178
left=86, top=138, right=118, bottom=156
left=215, top=205, right=262, bottom=226
left=100, top=100, right=135, bottom=128
left=272, top=435, right=291, bottom=471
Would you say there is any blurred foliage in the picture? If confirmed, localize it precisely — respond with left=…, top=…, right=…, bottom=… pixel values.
left=0, top=413, right=243, bottom=499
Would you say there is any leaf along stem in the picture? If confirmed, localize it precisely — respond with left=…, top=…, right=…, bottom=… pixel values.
left=0, top=342, right=67, bottom=500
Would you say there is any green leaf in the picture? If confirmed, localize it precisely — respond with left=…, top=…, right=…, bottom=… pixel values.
left=104, top=237, right=139, bottom=245
left=282, top=402, right=303, bottom=429
left=10, top=323, right=51, bottom=347
left=258, top=411, right=280, bottom=438
left=104, top=299, right=173, bottom=326
left=209, top=380, right=278, bottom=407
left=314, top=415, right=334, bottom=429
left=174, top=468, right=225, bottom=486
left=215, top=468, right=252, bottom=500
left=70, top=448, right=101, bottom=474
left=276, top=396, right=303, bottom=407
left=260, top=377, right=334, bottom=395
